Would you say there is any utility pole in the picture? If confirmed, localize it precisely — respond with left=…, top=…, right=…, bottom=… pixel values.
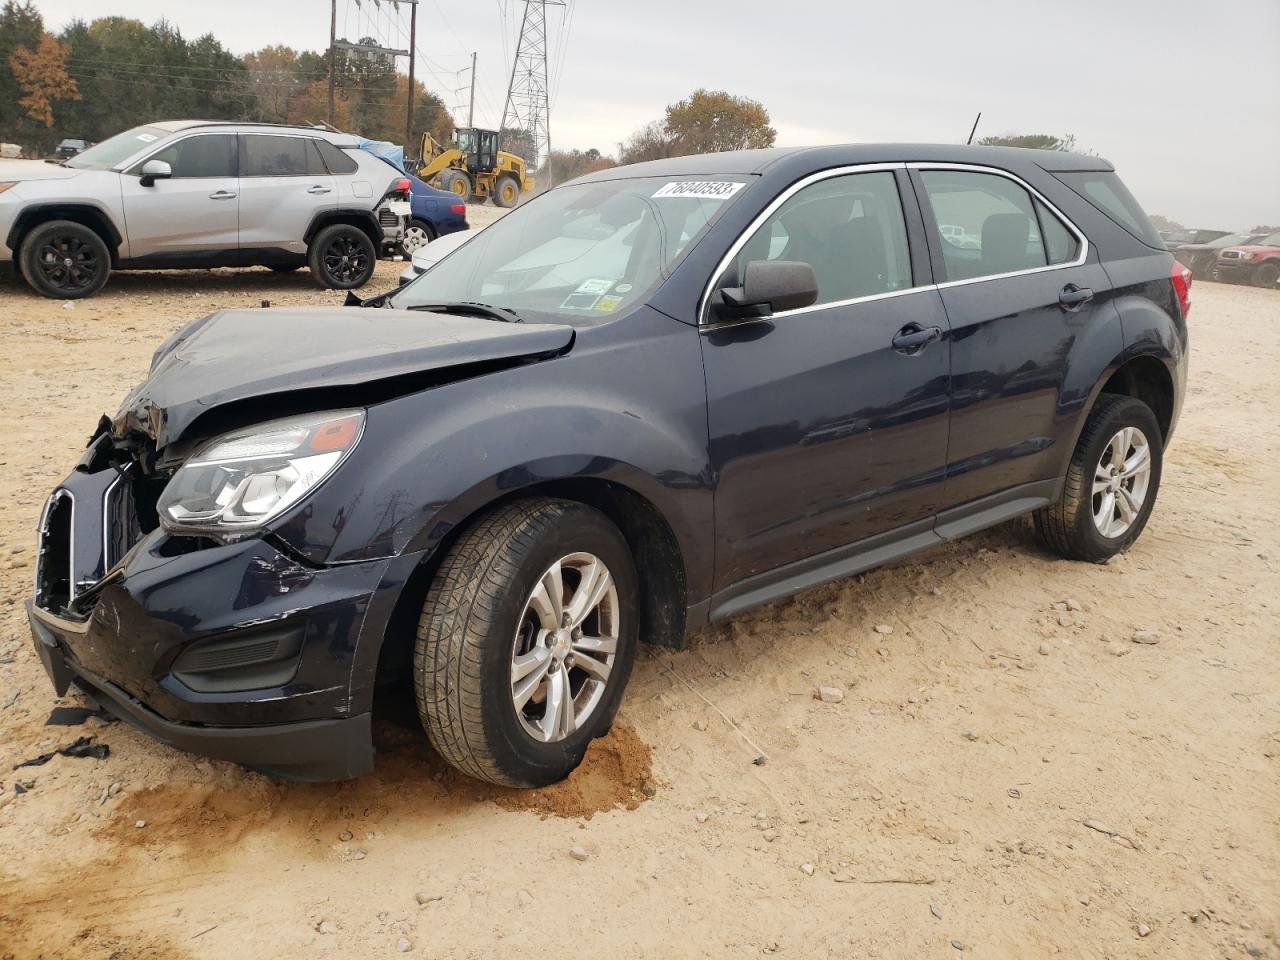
left=467, top=51, right=477, bottom=128
left=405, top=0, right=418, bottom=156
left=327, top=0, right=336, bottom=125
left=500, top=0, right=563, bottom=183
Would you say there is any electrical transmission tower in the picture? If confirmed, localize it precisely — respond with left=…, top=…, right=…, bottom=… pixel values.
left=500, top=0, right=563, bottom=170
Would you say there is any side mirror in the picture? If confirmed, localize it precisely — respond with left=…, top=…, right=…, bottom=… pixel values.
left=139, top=159, right=172, bottom=187
left=714, top=260, right=819, bottom=320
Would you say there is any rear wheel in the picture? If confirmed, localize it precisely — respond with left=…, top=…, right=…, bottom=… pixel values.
left=1034, top=394, right=1162, bottom=562
left=414, top=498, right=639, bottom=787
left=494, top=175, right=520, bottom=208
left=440, top=169, right=472, bottom=201
left=1253, top=261, right=1280, bottom=289
left=19, top=220, right=110, bottom=299
left=307, top=224, right=376, bottom=289
left=400, top=218, right=435, bottom=257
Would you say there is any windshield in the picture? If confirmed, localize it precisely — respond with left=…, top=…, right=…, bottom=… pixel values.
left=389, top=175, right=749, bottom=322
left=66, top=125, right=169, bottom=170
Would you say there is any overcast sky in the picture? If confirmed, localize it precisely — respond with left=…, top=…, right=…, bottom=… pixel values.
left=32, top=0, right=1280, bottom=228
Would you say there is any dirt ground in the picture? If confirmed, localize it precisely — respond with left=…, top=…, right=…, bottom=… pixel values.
left=0, top=245, right=1276, bottom=959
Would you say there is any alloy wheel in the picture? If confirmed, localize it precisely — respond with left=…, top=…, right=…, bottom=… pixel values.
left=510, top=552, right=618, bottom=743
left=322, top=235, right=369, bottom=284
left=1092, top=426, right=1152, bottom=538
left=35, top=234, right=101, bottom=294
left=401, top=224, right=431, bottom=254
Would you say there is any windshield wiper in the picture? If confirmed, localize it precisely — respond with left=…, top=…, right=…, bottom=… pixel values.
left=402, top=301, right=523, bottom=323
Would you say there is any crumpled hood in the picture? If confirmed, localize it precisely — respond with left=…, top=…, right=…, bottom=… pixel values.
left=113, top=306, right=574, bottom=449
left=2, top=160, right=83, bottom=182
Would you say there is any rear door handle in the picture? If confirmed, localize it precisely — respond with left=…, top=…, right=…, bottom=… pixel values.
left=307, top=185, right=332, bottom=195
left=891, top=324, right=943, bottom=353
left=1059, top=284, right=1094, bottom=309
left=208, top=190, right=237, bottom=200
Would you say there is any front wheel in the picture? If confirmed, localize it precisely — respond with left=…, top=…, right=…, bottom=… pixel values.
left=19, top=220, right=111, bottom=299
left=414, top=499, right=639, bottom=787
left=400, top=218, right=435, bottom=257
left=307, top=224, right=376, bottom=289
left=1034, top=394, right=1163, bottom=562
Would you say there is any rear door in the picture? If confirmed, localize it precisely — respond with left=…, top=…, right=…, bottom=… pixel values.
left=236, top=134, right=336, bottom=256
left=910, top=165, right=1116, bottom=515
left=701, top=167, right=952, bottom=593
left=118, top=132, right=239, bottom=259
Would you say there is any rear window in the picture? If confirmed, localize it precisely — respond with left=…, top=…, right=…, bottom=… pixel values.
left=1055, top=171, right=1163, bottom=248
left=318, top=140, right=359, bottom=174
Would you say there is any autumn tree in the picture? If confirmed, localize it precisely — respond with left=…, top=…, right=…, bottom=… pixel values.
left=0, top=1, right=43, bottom=141
left=9, top=33, right=80, bottom=128
left=542, top=147, right=616, bottom=188
left=620, top=89, right=776, bottom=164
left=977, top=132, right=1078, bottom=152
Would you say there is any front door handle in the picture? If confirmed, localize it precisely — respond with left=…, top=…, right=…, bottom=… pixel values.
left=1059, top=284, right=1094, bottom=309
left=307, top=185, right=332, bottom=195
left=891, top=324, right=943, bottom=354
left=208, top=190, right=237, bottom=200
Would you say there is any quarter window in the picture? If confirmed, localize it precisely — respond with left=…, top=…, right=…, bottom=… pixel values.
left=729, top=171, right=912, bottom=307
left=242, top=135, right=317, bottom=177
left=316, top=139, right=358, bottom=174
left=141, top=134, right=237, bottom=178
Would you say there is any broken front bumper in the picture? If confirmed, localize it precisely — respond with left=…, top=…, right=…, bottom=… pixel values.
left=27, top=466, right=416, bottom=781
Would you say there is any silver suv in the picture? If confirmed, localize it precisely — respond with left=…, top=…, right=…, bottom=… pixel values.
left=0, top=121, right=410, bottom=298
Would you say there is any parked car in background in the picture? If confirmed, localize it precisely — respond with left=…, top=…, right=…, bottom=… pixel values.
left=28, top=144, right=1188, bottom=787
left=397, top=227, right=474, bottom=284
left=1, top=143, right=24, bottom=160
left=0, top=121, right=410, bottom=298
left=1213, top=231, right=1280, bottom=287
left=55, top=138, right=88, bottom=160
left=1162, top=227, right=1231, bottom=250
left=1173, top=232, right=1267, bottom=278
left=399, top=171, right=469, bottom=255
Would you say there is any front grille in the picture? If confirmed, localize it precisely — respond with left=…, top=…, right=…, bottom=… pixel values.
left=36, top=491, right=74, bottom=611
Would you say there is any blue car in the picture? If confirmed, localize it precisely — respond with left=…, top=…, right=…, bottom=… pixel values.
left=401, top=172, right=468, bottom=254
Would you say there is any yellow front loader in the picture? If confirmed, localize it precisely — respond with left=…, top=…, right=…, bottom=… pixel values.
left=418, top=128, right=533, bottom=208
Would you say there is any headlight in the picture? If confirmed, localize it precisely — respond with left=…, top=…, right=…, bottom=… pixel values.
left=1239, top=251, right=1256, bottom=261
left=157, top=410, right=364, bottom=535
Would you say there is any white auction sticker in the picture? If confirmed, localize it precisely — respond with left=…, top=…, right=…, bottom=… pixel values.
left=136, top=133, right=158, bottom=142
left=652, top=181, right=745, bottom=200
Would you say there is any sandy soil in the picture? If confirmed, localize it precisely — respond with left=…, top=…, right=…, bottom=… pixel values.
left=0, top=253, right=1276, bottom=960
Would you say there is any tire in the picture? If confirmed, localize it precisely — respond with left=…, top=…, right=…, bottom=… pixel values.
left=19, top=219, right=110, bottom=299
left=1253, top=261, right=1280, bottom=289
left=307, top=223, right=376, bottom=289
left=399, top=218, right=435, bottom=257
left=269, top=263, right=301, bottom=274
left=1034, top=394, right=1163, bottom=563
left=494, top=174, right=520, bottom=208
left=414, top=498, right=639, bottom=787
left=440, top=169, right=472, bottom=201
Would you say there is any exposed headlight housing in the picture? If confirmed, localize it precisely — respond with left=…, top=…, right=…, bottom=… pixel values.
left=157, top=410, right=364, bottom=535
left=1239, top=251, right=1256, bottom=261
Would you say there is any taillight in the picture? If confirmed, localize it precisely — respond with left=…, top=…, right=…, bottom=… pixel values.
left=1171, top=260, right=1192, bottom=318
left=395, top=178, right=411, bottom=196
left=450, top=203, right=466, bottom=215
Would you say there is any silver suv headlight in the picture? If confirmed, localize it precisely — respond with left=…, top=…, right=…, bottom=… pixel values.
left=157, top=410, right=365, bottom=535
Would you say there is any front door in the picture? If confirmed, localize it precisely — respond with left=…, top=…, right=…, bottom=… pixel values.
left=910, top=166, right=1117, bottom=511
left=119, top=132, right=239, bottom=260
left=701, top=169, right=952, bottom=593
left=236, top=133, right=336, bottom=257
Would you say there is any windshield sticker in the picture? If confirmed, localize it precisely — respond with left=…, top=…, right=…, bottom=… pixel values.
left=136, top=133, right=158, bottom=142
left=593, top=295, right=624, bottom=313
left=652, top=181, right=745, bottom=201
left=561, top=292, right=602, bottom=310
left=614, top=282, right=633, bottom=294
left=574, top=278, right=614, bottom=295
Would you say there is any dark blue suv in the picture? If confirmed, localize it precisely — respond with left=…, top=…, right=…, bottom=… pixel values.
left=28, top=144, right=1189, bottom=787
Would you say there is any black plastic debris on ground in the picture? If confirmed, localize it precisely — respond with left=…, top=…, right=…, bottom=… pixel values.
left=45, top=706, right=112, bottom=727
left=13, top=736, right=110, bottom=769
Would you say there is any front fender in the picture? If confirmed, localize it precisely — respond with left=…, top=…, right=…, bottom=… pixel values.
left=272, top=307, right=715, bottom=602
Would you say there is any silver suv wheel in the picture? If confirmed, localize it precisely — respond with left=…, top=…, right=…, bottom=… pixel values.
left=1092, top=426, right=1152, bottom=538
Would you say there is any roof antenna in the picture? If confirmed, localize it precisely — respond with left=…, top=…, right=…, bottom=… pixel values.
left=966, top=111, right=982, bottom=145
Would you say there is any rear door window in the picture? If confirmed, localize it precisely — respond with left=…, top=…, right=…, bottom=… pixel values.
left=241, top=135, right=310, bottom=177
left=730, top=170, right=912, bottom=306
left=918, top=170, right=1052, bottom=281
